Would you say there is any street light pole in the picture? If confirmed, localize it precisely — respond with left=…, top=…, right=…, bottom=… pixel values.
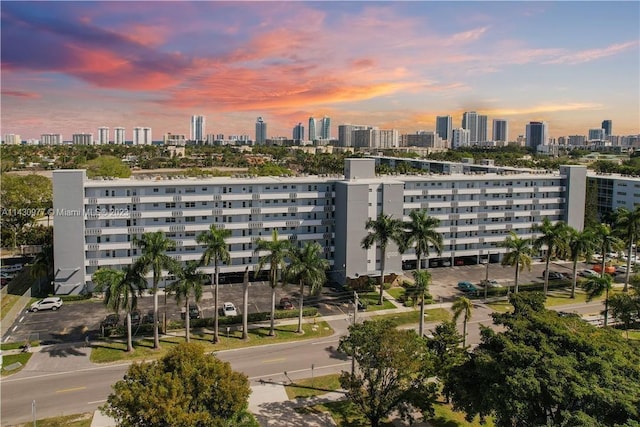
left=351, top=291, right=358, bottom=376
left=483, top=254, right=490, bottom=300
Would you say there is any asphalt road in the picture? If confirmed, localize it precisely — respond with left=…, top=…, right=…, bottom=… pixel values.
left=0, top=261, right=615, bottom=425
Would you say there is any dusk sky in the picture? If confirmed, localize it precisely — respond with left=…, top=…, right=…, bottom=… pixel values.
left=2, top=1, right=639, bottom=141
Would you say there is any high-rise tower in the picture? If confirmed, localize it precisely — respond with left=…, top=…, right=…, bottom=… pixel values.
left=492, top=119, right=509, bottom=143
left=525, top=122, right=548, bottom=150
left=255, top=117, right=267, bottom=144
left=601, top=120, right=612, bottom=137
left=190, top=115, right=205, bottom=142
left=435, top=115, right=452, bottom=144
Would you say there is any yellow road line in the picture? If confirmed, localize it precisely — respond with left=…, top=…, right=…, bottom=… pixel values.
left=56, top=386, right=87, bottom=394
left=261, top=357, right=286, bottom=364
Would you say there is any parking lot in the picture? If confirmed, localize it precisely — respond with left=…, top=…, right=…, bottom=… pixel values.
left=2, top=280, right=302, bottom=345
left=1, top=259, right=622, bottom=345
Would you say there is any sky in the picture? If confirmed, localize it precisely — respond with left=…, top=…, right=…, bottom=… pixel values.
left=2, top=1, right=639, bottom=141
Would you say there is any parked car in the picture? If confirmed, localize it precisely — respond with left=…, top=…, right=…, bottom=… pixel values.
left=279, top=297, right=294, bottom=310
left=0, top=272, right=16, bottom=279
left=181, top=303, right=201, bottom=320
left=457, top=281, right=478, bottom=292
left=30, top=297, right=63, bottom=312
left=579, top=269, right=599, bottom=278
left=615, top=265, right=628, bottom=275
left=141, top=311, right=155, bottom=324
left=221, top=302, right=238, bottom=317
left=547, top=272, right=565, bottom=280
left=100, top=314, right=120, bottom=329
left=130, top=310, right=142, bottom=324
left=483, top=279, right=502, bottom=288
left=592, top=264, right=616, bottom=274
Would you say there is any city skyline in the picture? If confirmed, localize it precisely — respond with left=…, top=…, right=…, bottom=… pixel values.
left=1, top=1, right=639, bottom=140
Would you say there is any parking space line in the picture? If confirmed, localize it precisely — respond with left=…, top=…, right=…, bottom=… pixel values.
left=19, top=316, right=24, bottom=323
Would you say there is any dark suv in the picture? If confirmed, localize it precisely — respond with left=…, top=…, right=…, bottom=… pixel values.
left=181, top=304, right=201, bottom=320
left=101, top=314, right=120, bottom=329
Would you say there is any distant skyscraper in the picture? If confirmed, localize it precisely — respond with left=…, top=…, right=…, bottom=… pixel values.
left=41, top=134, right=63, bottom=145
left=462, top=111, right=487, bottom=143
left=308, top=117, right=317, bottom=141
left=435, top=115, right=452, bottom=144
left=3, top=134, right=21, bottom=145
left=293, top=123, right=305, bottom=141
left=320, top=116, right=331, bottom=139
left=338, top=124, right=368, bottom=147
left=477, top=115, right=488, bottom=142
left=190, top=115, right=205, bottom=142
left=525, top=122, right=548, bottom=150
left=601, top=120, right=612, bottom=137
left=133, top=127, right=152, bottom=145
left=492, top=119, right=509, bottom=143
left=72, top=133, right=93, bottom=145
left=451, top=128, right=470, bottom=148
left=97, top=127, right=109, bottom=144
left=255, top=117, right=267, bottom=144
left=588, top=128, right=606, bottom=141
left=114, top=127, right=126, bottom=145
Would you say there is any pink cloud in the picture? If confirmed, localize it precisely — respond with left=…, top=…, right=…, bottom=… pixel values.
left=544, top=41, right=639, bottom=64
left=1, top=89, right=40, bottom=99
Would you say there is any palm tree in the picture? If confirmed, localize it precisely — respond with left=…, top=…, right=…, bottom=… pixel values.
left=92, top=264, right=146, bottom=352
left=413, top=269, right=432, bottom=337
left=593, top=223, right=623, bottom=278
left=134, top=231, right=177, bottom=350
left=29, top=243, right=54, bottom=295
left=533, top=218, right=569, bottom=295
left=583, top=274, right=613, bottom=327
left=285, top=242, right=329, bottom=333
left=242, top=266, right=249, bottom=340
left=614, top=206, right=640, bottom=292
left=361, top=213, right=405, bottom=305
left=608, top=293, right=637, bottom=338
left=499, top=231, right=533, bottom=294
left=168, top=261, right=206, bottom=343
left=254, top=230, right=291, bottom=336
left=568, top=227, right=596, bottom=298
left=403, top=210, right=443, bottom=271
left=197, top=225, right=231, bottom=344
left=452, top=296, right=473, bottom=348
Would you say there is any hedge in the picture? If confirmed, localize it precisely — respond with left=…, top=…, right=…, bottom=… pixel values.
left=468, top=280, right=572, bottom=298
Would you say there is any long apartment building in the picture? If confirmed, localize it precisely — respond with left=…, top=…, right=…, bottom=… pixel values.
left=52, top=158, right=586, bottom=294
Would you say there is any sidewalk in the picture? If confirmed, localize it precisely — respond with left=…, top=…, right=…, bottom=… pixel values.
left=0, top=287, right=31, bottom=338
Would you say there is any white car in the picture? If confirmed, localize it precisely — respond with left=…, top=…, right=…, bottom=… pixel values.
left=30, top=297, right=63, bottom=312
left=221, top=302, right=238, bottom=317
left=579, top=269, right=599, bottom=278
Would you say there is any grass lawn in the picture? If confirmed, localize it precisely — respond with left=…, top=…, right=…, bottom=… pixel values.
left=358, top=292, right=396, bottom=311
left=621, top=329, right=640, bottom=340
left=0, top=270, right=34, bottom=320
left=488, top=287, right=611, bottom=313
left=91, top=321, right=334, bottom=363
left=364, top=308, right=451, bottom=327
left=285, top=373, right=342, bottom=399
left=11, top=413, right=93, bottom=427
left=385, top=287, right=405, bottom=301
left=298, top=400, right=394, bottom=427
left=1, top=352, right=32, bottom=377
left=302, top=399, right=493, bottom=427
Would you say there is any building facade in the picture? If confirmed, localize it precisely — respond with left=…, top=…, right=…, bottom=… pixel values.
left=98, top=127, right=109, bottom=145
left=255, top=117, right=267, bottom=144
left=41, top=134, right=63, bottom=145
left=3, top=134, right=21, bottom=145
left=451, top=128, right=470, bottom=148
left=114, top=127, right=126, bottom=145
left=525, top=122, right=548, bottom=150
left=435, top=116, right=452, bottom=145
left=53, top=158, right=587, bottom=294
left=601, top=120, right=612, bottom=137
left=72, top=133, right=93, bottom=145
left=492, top=119, right=509, bottom=143
left=293, top=123, right=305, bottom=141
left=190, top=115, right=206, bottom=143
left=133, top=127, right=152, bottom=145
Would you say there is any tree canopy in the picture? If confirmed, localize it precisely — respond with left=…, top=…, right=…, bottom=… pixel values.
left=84, top=155, right=131, bottom=178
left=338, top=319, right=437, bottom=427
left=102, top=342, right=253, bottom=427
left=445, top=292, right=640, bottom=426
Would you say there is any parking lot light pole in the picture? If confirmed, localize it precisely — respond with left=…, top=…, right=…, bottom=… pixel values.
left=483, top=255, right=490, bottom=300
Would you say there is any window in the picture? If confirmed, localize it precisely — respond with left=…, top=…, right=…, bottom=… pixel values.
left=185, top=217, right=195, bottom=222
left=165, top=188, right=176, bottom=194
left=153, top=188, right=159, bottom=193
left=165, top=217, right=176, bottom=223
left=185, top=202, right=196, bottom=208
left=165, top=202, right=176, bottom=208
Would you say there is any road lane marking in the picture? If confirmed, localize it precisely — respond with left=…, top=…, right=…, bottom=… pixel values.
left=88, top=399, right=107, bottom=404
left=311, top=338, right=340, bottom=345
left=19, top=316, right=24, bottom=323
left=261, top=357, right=286, bottom=363
left=249, top=361, right=350, bottom=380
left=56, top=386, right=87, bottom=394
left=12, top=326, right=17, bottom=332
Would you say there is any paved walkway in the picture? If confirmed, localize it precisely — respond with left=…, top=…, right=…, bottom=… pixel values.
left=0, top=288, right=31, bottom=339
